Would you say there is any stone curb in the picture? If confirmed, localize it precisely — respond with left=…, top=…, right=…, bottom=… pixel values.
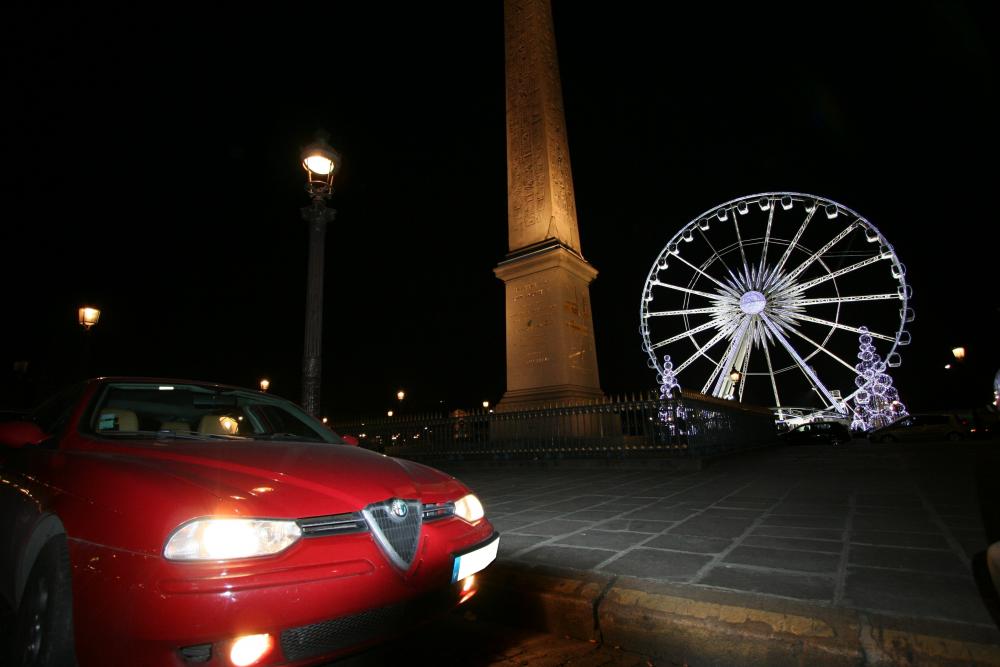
left=477, top=563, right=1000, bottom=666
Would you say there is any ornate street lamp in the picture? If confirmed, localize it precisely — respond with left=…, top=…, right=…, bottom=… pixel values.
left=78, top=306, right=101, bottom=330
left=299, top=133, right=342, bottom=417
left=951, top=347, right=966, bottom=361
left=397, top=390, right=406, bottom=402
left=259, top=378, right=270, bottom=392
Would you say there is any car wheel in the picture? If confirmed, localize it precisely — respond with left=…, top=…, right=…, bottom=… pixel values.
left=14, top=536, right=75, bottom=667
left=947, top=432, right=962, bottom=442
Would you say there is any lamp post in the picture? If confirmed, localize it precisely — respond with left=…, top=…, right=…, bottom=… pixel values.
left=299, top=133, right=341, bottom=417
left=78, top=305, right=101, bottom=379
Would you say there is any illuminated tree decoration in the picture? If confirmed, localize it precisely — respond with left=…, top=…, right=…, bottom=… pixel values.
left=657, top=355, right=683, bottom=430
left=851, top=326, right=908, bottom=431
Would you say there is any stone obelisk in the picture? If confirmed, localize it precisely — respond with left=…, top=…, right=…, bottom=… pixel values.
left=496, top=0, right=603, bottom=409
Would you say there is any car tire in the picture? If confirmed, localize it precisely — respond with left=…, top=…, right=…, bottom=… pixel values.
left=13, top=535, right=76, bottom=667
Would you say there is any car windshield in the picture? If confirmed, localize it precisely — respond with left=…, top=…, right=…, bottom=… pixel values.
left=84, top=382, right=341, bottom=444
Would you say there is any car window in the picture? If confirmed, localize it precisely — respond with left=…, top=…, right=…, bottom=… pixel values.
left=32, top=383, right=87, bottom=435
left=84, top=382, right=342, bottom=444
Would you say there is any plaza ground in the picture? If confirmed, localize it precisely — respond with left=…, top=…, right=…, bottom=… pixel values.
left=437, top=438, right=1000, bottom=666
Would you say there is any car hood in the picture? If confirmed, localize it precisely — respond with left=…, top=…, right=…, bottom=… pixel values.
left=65, top=438, right=463, bottom=520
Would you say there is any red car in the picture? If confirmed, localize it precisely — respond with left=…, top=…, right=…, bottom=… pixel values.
left=0, top=378, right=499, bottom=666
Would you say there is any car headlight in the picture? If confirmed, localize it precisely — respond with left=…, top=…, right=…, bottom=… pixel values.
left=453, top=494, right=485, bottom=523
left=164, top=518, right=302, bottom=561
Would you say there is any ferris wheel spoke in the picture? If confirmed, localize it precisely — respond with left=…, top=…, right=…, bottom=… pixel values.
left=706, top=317, right=751, bottom=395
left=765, top=199, right=818, bottom=288
left=673, top=321, right=741, bottom=375
left=737, top=337, right=752, bottom=403
left=649, top=318, right=726, bottom=350
left=783, top=323, right=863, bottom=374
left=786, top=313, right=895, bottom=342
left=761, top=336, right=783, bottom=420
left=732, top=214, right=750, bottom=279
left=791, top=294, right=900, bottom=306
left=650, top=280, right=728, bottom=302
left=645, top=305, right=731, bottom=318
left=759, top=201, right=776, bottom=277
left=771, top=221, right=859, bottom=291
left=674, top=254, right=741, bottom=298
left=778, top=253, right=892, bottom=296
left=697, top=227, right=738, bottom=285
left=759, top=314, right=843, bottom=410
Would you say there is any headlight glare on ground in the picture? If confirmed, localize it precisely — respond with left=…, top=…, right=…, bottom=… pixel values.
left=164, top=518, right=302, bottom=561
left=453, top=494, right=485, bottom=523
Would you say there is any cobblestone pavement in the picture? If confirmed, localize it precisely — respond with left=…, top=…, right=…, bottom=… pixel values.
left=331, top=608, right=659, bottom=666
left=444, top=439, right=1000, bottom=632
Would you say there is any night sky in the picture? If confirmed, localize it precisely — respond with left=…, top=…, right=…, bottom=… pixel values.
left=2, top=2, right=997, bottom=417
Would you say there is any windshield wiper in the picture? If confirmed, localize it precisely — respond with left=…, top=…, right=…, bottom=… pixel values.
left=255, top=432, right=324, bottom=443
left=98, top=430, right=243, bottom=441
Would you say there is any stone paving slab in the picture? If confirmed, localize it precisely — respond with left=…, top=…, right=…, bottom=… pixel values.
left=441, top=439, right=1000, bottom=664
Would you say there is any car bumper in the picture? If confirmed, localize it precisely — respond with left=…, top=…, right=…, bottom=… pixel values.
left=68, top=519, right=497, bottom=666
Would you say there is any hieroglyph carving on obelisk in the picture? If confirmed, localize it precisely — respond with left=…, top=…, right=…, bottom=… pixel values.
left=496, top=0, right=603, bottom=409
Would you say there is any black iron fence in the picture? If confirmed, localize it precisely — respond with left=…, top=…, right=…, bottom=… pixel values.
left=332, top=390, right=776, bottom=463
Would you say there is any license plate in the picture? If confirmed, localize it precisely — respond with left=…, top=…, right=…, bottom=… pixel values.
left=451, top=534, right=499, bottom=583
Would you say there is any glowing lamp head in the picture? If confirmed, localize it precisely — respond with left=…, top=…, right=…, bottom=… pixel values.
left=951, top=347, right=966, bottom=361
left=729, top=371, right=742, bottom=383
left=396, top=390, right=405, bottom=401
left=259, top=378, right=270, bottom=392
left=482, top=401, right=489, bottom=409
left=301, top=135, right=341, bottom=198
left=78, top=306, right=101, bottom=330
left=387, top=410, right=394, bottom=417
left=218, top=416, right=239, bottom=435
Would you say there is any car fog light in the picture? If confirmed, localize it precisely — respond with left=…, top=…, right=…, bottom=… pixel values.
left=230, top=633, right=273, bottom=667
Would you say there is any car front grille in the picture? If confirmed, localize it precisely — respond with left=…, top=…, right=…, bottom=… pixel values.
left=279, top=588, right=452, bottom=662
left=297, top=512, right=368, bottom=537
left=362, top=499, right=422, bottom=570
left=421, top=501, right=455, bottom=522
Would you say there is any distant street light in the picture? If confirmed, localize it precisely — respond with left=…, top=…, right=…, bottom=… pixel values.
left=299, top=133, right=342, bottom=417
left=78, top=306, right=101, bottom=330
left=729, top=371, right=742, bottom=383
left=482, top=401, right=489, bottom=409
left=951, top=347, right=966, bottom=361
left=259, top=378, right=270, bottom=392
left=397, top=390, right=406, bottom=402
left=944, top=364, right=952, bottom=370
left=387, top=410, right=394, bottom=417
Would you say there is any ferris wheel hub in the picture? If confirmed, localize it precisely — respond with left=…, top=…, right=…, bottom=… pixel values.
left=739, top=291, right=767, bottom=315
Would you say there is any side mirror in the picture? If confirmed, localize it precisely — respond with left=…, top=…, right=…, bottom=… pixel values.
left=0, top=421, right=48, bottom=448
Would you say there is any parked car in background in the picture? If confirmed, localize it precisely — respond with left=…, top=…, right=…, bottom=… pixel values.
left=778, top=420, right=851, bottom=445
left=868, top=412, right=973, bottom=442
left=0, top=378, right=498, bottom=666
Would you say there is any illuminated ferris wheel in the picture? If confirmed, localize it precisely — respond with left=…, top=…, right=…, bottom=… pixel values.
left=640, top=193, right=912, bottom=415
